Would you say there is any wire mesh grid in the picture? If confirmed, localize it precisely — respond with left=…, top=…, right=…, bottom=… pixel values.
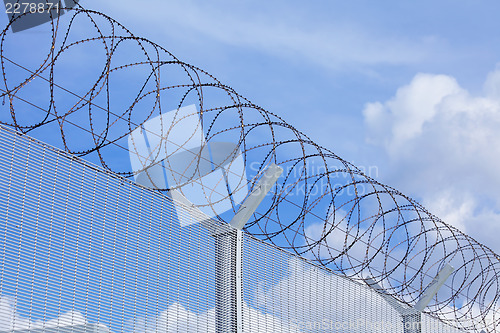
left=242, top=233, right=464, bottom=333
left=0, top=114, right=472, bottom=333
left=1, top=3, right=500, bottom=331
left=0, top=125, right=218, bottom=332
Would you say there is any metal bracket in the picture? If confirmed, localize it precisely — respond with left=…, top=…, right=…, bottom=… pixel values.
left=365, top=263, right=454, bottom=333
left=229, top=163, right=283, bottom=230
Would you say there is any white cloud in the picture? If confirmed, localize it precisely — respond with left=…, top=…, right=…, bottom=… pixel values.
left=363, top=73, right=466, bottom=153
left=155, top=303, right=212, bottom=332
left=151, top=301, right=300, bottom=333
left=0, top=295, right=297, bottom=333
left=363, top=65, right=500, bottom=251
left=0, top=296, right=87, bottom=331
left=304, top=208, right=382, bottom=268
left=251, top=257, right=406, bottom=333
left=303, top=205, right=391, bottom=279
left=148, top=259, right=488, bottom=333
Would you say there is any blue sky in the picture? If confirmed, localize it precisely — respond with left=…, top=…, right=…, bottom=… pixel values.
left=2, top=0, right=500, bottom=330
left=62, top=0, right=500, bottom=253
left=2, top=0, right=500, bottom=253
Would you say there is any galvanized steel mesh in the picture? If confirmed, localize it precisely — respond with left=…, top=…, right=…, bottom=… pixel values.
left=0, top=3, right=499, bottom=332
left=0, top=125, right=220, bottom=332
left=242, top=234, right=463, bottom=333
left=0, top=125, right=464, bottom=332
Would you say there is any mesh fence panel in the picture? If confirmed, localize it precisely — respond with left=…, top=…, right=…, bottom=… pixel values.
left=0, top=125, right=467, bottom=332
left=242, top=234, right=463, bottom=333
left=0, top=126, right=217, bottom=332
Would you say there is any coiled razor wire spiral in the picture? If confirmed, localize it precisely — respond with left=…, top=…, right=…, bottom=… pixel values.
left=1, top=4, right=500, bottom=332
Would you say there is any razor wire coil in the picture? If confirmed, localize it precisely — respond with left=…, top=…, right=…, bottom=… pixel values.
left=1, top=4, right=499, bottom=332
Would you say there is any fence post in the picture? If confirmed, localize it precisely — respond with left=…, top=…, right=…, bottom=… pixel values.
left=214, top=228, right=240, bottom=332
left=213, top=164, right=283, bottom=333
left=366, top=263, right=454, bottom=333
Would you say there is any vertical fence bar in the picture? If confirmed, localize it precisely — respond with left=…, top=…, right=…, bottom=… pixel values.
left=235, top=229, right=243, bottom=332
left=212, top=163, right=282, bottom=332
left=214, top=228, right=239, bottom=332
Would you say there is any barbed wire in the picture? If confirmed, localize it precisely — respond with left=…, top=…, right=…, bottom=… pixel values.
left=1, top=4, right=499, bottom=332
